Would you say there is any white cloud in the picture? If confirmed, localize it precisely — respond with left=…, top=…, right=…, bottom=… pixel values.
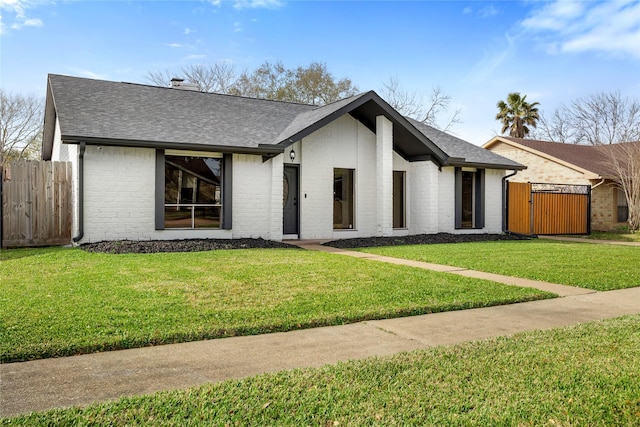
left=478, top=5, right=498, bottom=18
left=233, top=22, right=242, bottom=32
left=233, top=0, right=283, bottom=10
left=463, top=6, right=472, bottom=15
left=186, top=54, right=207, bottom=60
left=166, top=42, right=182, bottom=48
left=184, top=27, right=194, bottom=35
left=0, top=0, right=45, bottom=34
left=521, top=0, right=640, bottom=59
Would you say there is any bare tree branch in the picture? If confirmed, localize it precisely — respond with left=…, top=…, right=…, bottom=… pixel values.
left=380, top=78, right=461, bottom=131
left=0, top=90, right=44, bottom=167
left=535, top=92, right=640, bottom=145
left=601, top=142, right=640, bottom=231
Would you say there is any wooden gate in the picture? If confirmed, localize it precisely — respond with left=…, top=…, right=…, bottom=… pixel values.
left=507, top=182, right=590, bottom=236
left=1, top=160, right=72, bottom=248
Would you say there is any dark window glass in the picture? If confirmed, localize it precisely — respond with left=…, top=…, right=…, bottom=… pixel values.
left=333, top=168, right=354, bottom=229
left=393, top=171, right=405, bottom=228
left=164, top=156, right=222, bottom=229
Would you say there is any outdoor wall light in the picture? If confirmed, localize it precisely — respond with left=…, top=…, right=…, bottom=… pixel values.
left=289, top=149, right=296, bottom=161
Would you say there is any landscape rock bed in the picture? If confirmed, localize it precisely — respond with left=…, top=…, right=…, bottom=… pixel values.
left=323, top=233, right=529, bottom=249
left=81, top=238, right=296, bottom=254
left=82, top=233, right=529, bottom=254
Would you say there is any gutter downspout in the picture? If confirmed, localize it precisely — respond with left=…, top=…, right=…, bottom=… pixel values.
left=591, top=178, right=605, bottom=190
left=72, top=142, right=86, bottom=243
left=502, top=170, right=519, bottom=234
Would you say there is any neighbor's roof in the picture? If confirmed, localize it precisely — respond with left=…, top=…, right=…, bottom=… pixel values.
left=485, top=136, right=640, bottom=177
left=43, top=74, right=522, bottom=169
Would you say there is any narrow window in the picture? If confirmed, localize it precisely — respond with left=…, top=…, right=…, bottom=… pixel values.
left=333, top=168, right=354, bottom=229
left=617, top=188, right=629, bottom=223
left=455, top=168, right=485, bottom=229
left=164, top=155, right=222, bottom=229
left=393, top=171, right=405, bottom=228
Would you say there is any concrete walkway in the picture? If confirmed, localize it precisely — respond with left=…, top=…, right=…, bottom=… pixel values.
left=288, top=240, right=594, bottom=297
left=2, top=240, right=639, bottom=418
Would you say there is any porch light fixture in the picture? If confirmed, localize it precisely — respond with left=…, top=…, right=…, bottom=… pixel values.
left=289, top=149, right=296, bottom=161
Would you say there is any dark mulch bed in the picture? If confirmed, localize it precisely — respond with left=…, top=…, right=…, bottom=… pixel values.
left=81, top=238, right=296, bottom=254
left=81, top=233, right=529, bottom=254
left=323, top=233, right=530, bottom=249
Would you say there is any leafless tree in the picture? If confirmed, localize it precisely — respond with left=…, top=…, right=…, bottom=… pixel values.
left=146, top=61, right=358, bottom=106
left=0, top=90, right=44, bottom=167
left=145, top=62, right=239, bottom=93
left=380, top=77, right=461, bottom=132
left=533, top=91, right=640, bottom=145
left=601, top=142, right=640, bottom=232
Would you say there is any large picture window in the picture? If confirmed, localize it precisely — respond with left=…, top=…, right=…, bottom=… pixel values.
left=455, top=168, right=485, bottom=229
left=333, top=168, right=354, bottom=229
left=164, top=155, right=222, bottom=229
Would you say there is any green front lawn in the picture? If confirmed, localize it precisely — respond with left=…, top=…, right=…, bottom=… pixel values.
left=0, top=247, right=552, bottom=362
left=4, top=315, right=638, bottom=426
left=578, top=231, right=640, bottom=243
left=361, top=240, right=640, bottom=291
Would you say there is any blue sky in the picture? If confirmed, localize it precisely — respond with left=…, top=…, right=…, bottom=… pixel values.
left=1, top=0, right=639, bottom=145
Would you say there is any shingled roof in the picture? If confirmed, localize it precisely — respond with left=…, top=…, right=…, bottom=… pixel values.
left=43, top=74, right=522, bottom=169
left=494, top=137, right=640, bottom=177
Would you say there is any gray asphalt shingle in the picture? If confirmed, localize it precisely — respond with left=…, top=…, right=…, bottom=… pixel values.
left=47, top=74, right=522, bottom=169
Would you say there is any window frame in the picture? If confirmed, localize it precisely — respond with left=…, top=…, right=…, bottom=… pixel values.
left=155, top=150, right=232, bottom=230
left=333, top=168, right=355, bottom=230
left=454, top=167, right=485, bottom=229
left=393, top=170, right=406, bottom=229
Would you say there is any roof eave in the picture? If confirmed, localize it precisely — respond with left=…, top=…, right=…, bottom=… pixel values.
left=61, top=136, right=284, bottom=155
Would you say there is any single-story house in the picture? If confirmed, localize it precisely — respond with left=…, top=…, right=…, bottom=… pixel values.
left=483, top=136, right=636, bottom=231
left=43, top=74, right=524, bottom=244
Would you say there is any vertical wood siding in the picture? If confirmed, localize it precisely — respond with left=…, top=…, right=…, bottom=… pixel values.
left=2, top=161, right=72, bottom=247
left=507, top=182, right=589, bottom=235
left=507, top=182, right=532, bottom=235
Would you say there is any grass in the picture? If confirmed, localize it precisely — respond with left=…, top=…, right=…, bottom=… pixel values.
left=0, top=247, right=553, bottom=363
left=3, top=315, right=639, bottom=426
left=361, top=240, right=640, bottom=291
left=576, top=231, right=640, bottom=243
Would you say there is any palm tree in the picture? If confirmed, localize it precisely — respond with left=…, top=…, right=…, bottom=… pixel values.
left=496, top=92, right=540, bottom=138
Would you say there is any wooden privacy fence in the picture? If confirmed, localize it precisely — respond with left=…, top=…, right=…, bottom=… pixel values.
left=1, top=160, right=72, bottom=248
left=507, top=182, right=590, bottom=236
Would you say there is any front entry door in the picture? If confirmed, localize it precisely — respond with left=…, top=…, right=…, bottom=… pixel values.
left=283, top=165, right=299, bottom=235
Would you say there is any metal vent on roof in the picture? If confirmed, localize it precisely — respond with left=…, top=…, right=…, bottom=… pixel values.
left=170, top=78, right=200, bottom=91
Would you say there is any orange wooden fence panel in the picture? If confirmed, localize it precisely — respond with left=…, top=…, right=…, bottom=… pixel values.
left=507, top=182, right=532, bottom=235
left=533, top=192, right=589, bottom=235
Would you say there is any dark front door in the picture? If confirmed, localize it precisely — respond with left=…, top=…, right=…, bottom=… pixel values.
left=283, top=165, right=299, bottom=235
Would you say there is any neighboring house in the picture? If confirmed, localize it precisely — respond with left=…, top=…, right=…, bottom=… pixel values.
left=483, top=136, right=635, bottom=231
left=43, top=74, right=523, bottom=244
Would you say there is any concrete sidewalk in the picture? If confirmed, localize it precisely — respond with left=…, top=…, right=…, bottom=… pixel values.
left=2, top=287, right=639, bottom=417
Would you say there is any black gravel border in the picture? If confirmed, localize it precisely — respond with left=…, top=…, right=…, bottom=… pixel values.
left=322, top=233, right=530, bottom=249
left=81, top=233, right=529, bottom=254
left=81, top=238, right=296, bottom=254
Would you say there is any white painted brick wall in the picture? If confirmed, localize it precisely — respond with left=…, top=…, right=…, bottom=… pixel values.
left=231, top=153, right=277, bottom=240
left=438, top=167, right=505, bottom=234
left=376, top=116, right=393, bottom=236
left=80, top=146, right=233, bottom=243
left=409, top=160, right=439, bottom=235
left=298, top=115, right=379, bottom=239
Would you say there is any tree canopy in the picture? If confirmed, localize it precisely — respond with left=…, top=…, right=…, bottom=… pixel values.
left=146, top=61, right=358, bottom=106
left=496, top=92, right=540, bottom=138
